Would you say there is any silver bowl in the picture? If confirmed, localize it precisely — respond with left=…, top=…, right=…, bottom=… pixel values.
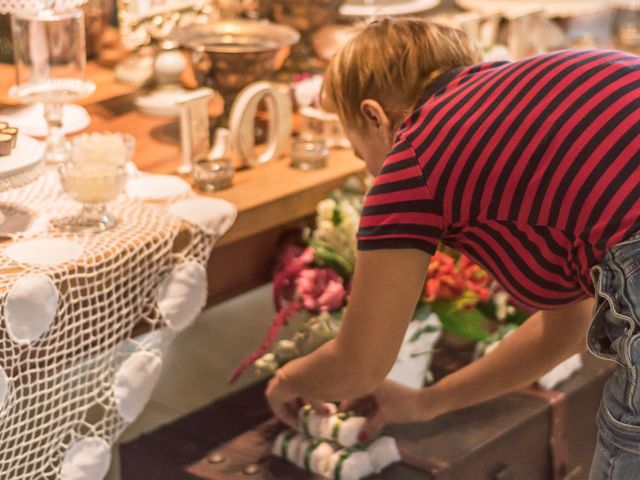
left=272, top=0, right=344, bottom=35
left=174, top=20, right=299, bottom=98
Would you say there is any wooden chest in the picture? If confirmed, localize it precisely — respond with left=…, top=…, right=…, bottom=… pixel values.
left=120, top=354, right=613, bottom=480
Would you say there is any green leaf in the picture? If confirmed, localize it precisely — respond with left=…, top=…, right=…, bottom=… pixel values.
left=476, top=300, right=496, bottom=319
left=409, top=325, right=439, bottom=343
left=504, top=308, right=529, bottom=325
left=309, top=239, right=354, bottom=279
left=331, top=207, right=343, bottom=226
left=410, top=349, right=435, bottom=358
left=430, top=299, right=490, bottom=341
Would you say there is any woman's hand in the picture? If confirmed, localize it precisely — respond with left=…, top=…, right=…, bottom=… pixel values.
left=266, top=370, right=333, bottom=428
left=340, top=379, right=443, bottom=441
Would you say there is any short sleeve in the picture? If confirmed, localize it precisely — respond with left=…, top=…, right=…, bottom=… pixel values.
left=357, top=140, right=444, bottom=255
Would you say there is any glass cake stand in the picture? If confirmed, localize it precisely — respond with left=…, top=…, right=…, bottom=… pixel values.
left=9, top=8, right=95, bottom=164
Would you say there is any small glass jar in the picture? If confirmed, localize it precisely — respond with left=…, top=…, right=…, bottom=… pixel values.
left=192, top=128, right=235, bottom=192
left=290, top=135, right=329, bottom=171
left=192, top=157, right=235, bottom=191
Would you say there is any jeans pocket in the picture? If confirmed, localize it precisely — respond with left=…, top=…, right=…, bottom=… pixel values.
left=588, top=301, right=620, bottom=364
left=588, top=265, right=623, bottom=365
left=588, top=262, right=639, bottom=364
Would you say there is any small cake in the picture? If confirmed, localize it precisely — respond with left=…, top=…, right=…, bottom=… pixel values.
left=0, top=133, right=13, bottom=156
left=324, top=413, right=367, bottom=448
left=298, top=403, right=337, bottom=438
left=1, top=127, right=18, bottom=148
left=367, top=436, right=401, bottom=473
left=327, top=448, right=375, bottom=480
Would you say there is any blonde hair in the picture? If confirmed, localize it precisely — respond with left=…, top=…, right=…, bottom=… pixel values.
left=321, top=17, right=483, bottom=132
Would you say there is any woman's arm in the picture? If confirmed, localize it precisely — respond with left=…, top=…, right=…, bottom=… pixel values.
left=266, top=248, right=430, bottom=424
left=417, top=298, right=595, bottom=420
left=349, top=298, right=595, bottom=437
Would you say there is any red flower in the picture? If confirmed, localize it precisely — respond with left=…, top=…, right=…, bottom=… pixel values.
left=459, top=256, right=492, bottom=302
left=295, top=268, right=346, bottom=312
left=424, top=252, right=465, bottom=301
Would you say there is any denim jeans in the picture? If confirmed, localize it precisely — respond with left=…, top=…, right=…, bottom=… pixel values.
left=588, top=230, right=640, bottom=479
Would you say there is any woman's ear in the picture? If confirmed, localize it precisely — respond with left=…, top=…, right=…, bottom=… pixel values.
left=360, top=99, right=392, bottom=134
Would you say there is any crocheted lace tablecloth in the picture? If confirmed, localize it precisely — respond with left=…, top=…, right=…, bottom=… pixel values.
left=0, top=168, right=235, bottom=479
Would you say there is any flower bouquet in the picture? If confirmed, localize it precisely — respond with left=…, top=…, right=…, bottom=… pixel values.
left=229, top=178, right=533, bottom=388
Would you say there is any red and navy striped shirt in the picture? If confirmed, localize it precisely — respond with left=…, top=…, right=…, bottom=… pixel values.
left=357, top=50, right=640, bottom=310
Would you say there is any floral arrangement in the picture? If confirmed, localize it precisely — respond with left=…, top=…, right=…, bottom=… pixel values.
left=229, top=178, right=527, bottom=383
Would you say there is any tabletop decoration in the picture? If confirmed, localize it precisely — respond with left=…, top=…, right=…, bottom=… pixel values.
left=168, top=197, right=238, bottom=238
left=0, top=367, right=8, bottom=411
left=3, top=237, right=85, bottom=265
left=0, top=104, right=91, bottom=138
left=456, top=0, right=611, bottom=18
left=9, top=8, right=95, bottom=164
left=52, top=132, right=128, bottom=232
left=157, top=260, right=208, bottom=332
left=192, top=128, right=236, bottom=191
left=113, top=349, right=164, bottom=423
left=271, top=403, right=402, bottom=479
left=59, top=436, right=112, bottom=480
left=125, top=174, right=192, bottom=201
left=0, top=163, right=237, bottom=478
left=340, top=0, right=441, bottom=18
left=4, top=272, right=59, bottom=345
left=0, top=133, right=45, bottom=195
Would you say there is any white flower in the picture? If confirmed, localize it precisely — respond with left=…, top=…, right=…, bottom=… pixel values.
left=312, top=197, right=360, bottom=265
left=493, top=290, right=511, bottom=321
left=273, top=339, right=299, bottom=363
left=254, top=353, right=278, bottom=373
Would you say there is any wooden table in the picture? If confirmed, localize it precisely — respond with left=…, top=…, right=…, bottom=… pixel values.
left=0, top=61, right=366, bottom=304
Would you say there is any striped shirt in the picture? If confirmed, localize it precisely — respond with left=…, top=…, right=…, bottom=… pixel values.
left=357, top=50, right=640, bottom=310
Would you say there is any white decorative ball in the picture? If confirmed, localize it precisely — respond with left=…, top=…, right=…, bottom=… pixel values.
left=60, top=436, right=111, bottom=480
left=5, top=273, right=59, bottom=345
left=169, top=197, right=237, bottom=238
left=4, top=238, right=84, bottom=265
left=157, top=261, right=207, bottom=332
left=0, top=367, right=9, bottom=411
left=114, top=350, right=163, bottom=423
left=125, top=175, right=191, bottom=201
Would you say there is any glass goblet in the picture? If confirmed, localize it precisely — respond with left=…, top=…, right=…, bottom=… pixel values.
left=52, top=133, right=128, bottom=232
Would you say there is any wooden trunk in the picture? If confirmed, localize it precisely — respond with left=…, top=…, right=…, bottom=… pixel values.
left=120, top=354, right=613, bottom=480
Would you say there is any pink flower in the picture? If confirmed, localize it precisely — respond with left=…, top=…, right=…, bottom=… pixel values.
left=295, top=268, right=346, bottom=312
left=273, top=246, right=315, bottom=309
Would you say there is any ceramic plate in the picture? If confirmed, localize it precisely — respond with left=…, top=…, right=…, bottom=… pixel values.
left=340, top=0, right=440, bottom=17
left=456, top=0, right=610, bottom=18
left=0, top=134, right=43, bottom=179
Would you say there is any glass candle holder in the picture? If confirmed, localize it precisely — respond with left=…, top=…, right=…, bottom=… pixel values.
left=51, top=132, right=128, bottom=232
left=192, top=128, right=235, bottom=192
left=290, top=135, right=329, bottom=170
left=192, top=157, right=235, bottom=191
